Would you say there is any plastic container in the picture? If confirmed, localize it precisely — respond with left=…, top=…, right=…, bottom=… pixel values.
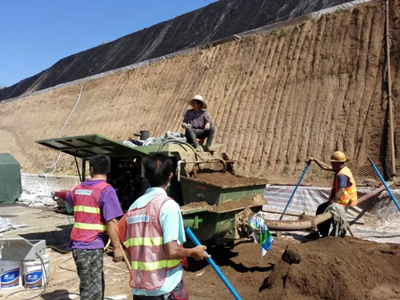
left=0, top=259, right=22, bottom=289
left=23, top=253, right=50, bottom=289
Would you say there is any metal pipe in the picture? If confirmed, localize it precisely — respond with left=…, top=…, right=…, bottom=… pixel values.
left=81, top=158, right=86, bottom=181
left=368, top=157, right=400, bottom=212
left=279, top=161, right=311, bottom=220
left=266, top=212, right=333, bottom=231
left=385, top=0, right=396, bottom=176
left=185, top=226, right=242, bottom=300
left=176, top=160, right=184, bottom=182
left=74, top=156, right=82, bottom=182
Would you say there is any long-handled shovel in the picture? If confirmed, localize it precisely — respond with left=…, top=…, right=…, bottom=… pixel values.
left=185, top=226, right=242, bottom=300
left=279, top=161, right=311, bottom=220
left=368, top=157, right=400, bottom=212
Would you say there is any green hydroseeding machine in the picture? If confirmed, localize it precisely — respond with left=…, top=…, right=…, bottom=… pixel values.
left=36, top=134, right=267, bottom=245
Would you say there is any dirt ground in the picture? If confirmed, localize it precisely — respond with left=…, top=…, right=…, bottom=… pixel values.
left=2, top=1, right=400, bottom=185
left=1, top=205, right=400, bottom=300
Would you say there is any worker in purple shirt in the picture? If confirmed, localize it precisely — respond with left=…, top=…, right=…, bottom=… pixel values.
left=182, top=95, right=215, bottom=151
left=66, top=154, right=124, bottom=300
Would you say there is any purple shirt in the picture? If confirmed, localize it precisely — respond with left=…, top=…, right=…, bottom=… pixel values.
left=66, top=179, right=123, bottom=250
left=183, top=109, right=213, bottom=131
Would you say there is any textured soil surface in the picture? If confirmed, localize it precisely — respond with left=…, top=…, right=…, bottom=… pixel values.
left=0, top=0, right=354, bottom=101
left=1, top=206, right=399, bottom=300
left=186, top=237, right=400, bottom=300
left=2, top=0, right=400, bottom=185
left=194, top=172, right=268, bottom=187
left=261, top=237, right=400, bottom=300
left=180, top=194, right=265, bottom=213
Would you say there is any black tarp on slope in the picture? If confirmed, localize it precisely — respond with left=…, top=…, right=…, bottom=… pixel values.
left=0, top=0, right=355, bottom=102
left=0, top=154, right=22, bottom=204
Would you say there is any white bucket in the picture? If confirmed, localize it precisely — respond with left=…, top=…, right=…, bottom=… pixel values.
left=0, top=259, right=22, bottom=289
left=23, top=253, right=50, bottom=289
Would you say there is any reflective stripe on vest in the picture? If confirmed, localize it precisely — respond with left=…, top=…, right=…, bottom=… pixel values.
left=130, top=259, right=181, bottom=271
left=331, top=166, right=358, bottom=206
left=74, top=205, right=101, bottom=214
left=125, top=194, right=180, bottom=290
left=70, top=181, right=109, bottom=242
left=73, top=222, right=107, bottom=231
left=124, top=237, right=163, bottom=247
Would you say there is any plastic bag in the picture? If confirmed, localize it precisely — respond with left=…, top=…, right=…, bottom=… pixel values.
left=248, top=212, right=274, bottom=255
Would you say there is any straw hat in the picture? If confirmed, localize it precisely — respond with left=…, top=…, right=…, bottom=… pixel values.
left=187, top=95, right=207, bottom=109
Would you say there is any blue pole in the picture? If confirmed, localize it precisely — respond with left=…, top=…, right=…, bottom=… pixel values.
left=185, top=226, right=242, bottom=300
left=368, top=157, right=400, bottom=212
left=279, top=161, right=311, bottom=220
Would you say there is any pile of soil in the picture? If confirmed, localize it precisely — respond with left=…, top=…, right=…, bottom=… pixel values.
left=184, top=238, right=291, bottom=300
left=261, top=237, right=400, bottom=300
left=185, top=237, right=400, bottom=300
left=195, top=172, right=268, bottom=187
left=181, top=194, right=264, bottom=213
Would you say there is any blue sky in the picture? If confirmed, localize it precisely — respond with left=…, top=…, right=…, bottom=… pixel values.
left=0, top=0, right=217, bottom=87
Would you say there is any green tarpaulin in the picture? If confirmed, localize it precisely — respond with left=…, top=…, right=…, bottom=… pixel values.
left=0, top=154, right=22, bottom=204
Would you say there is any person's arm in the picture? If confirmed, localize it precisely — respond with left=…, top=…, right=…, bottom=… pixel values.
left=203, top=112, right=212, bottom=130
left=107, top=219, right=123, bottom=262
left=182, top=111, right=191, bottom=128
left=66, top=191, right=74, bottom=208
left=101, top=186, right=124, bottom=262
left=333, top=188, right=345, bottom=203
left=164, top=241, right=209, bottom=261
left=161, top=200, right=210, bottom=261
left=332, top=174, right=350, bottom=203
left=307, top=157, right=333, bottom=171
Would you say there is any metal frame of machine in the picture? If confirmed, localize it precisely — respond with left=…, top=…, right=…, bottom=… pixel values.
left=36, top=134, right=267, bottom=244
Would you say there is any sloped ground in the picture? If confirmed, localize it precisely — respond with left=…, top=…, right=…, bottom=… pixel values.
left=1, top=0, right=400, bottom=184
left=0, top=0, right=354, bottom=101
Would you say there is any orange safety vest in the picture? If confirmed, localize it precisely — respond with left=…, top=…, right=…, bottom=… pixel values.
left=70, top=181, right=109, bottom=242
left=118, top=194, right=180, bottom=290
left=330, top=166, right=358, bottom=206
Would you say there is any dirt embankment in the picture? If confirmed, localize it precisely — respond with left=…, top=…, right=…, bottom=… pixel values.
left=1, top=1, right=400, bottom=184
left=0, top=0, right=354, bottom=101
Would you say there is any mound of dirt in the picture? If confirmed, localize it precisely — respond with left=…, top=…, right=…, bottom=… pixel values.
left=261, top=237, right=400, bottom=300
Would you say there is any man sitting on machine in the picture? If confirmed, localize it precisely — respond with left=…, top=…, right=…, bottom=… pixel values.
left=181, top=95, right=215, bottom=151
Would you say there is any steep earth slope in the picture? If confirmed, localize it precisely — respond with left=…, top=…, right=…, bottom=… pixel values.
left=1, top=0, right=400, bottom=183
left=0, top=0, right=355, bottom=101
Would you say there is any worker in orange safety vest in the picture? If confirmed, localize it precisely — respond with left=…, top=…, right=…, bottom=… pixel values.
left=307, top=151, right=358, bottom=237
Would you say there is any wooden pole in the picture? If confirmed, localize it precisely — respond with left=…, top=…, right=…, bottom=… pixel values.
left=386, top=0, right=396, bottom=176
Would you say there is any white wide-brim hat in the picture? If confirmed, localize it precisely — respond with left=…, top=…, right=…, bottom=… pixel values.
left=187, top=95, right=207, bottom=109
